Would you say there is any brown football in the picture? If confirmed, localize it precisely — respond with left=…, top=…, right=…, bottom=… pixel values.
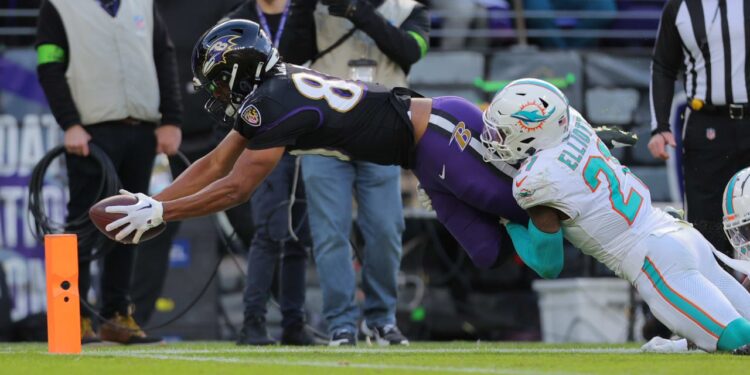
left=89, top=194, right=166, bottom=244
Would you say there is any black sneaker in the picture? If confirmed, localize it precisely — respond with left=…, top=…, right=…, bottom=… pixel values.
left=732, top=344, right=750, bottom=355
left=361, top=322, right=409, bottom=346
left=236, top=316, right=276, bottom=346
left=281, top=323, right=320, bottom=346
left=329, top=329, right=356, bottom=346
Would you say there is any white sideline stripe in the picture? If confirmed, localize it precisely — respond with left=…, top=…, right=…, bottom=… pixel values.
left=87, top=347, right=644, bottom=355
left=84, top=351, right=585, bottom=375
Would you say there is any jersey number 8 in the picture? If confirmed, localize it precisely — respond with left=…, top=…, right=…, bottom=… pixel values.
left=291, top=72, right=365, bottom=113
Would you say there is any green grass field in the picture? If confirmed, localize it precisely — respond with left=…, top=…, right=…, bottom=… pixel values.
left=2, top=341, right=749, bottom=374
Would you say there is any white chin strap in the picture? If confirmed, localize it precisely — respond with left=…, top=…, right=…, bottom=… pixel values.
left=265, top=48, right=280, bottom=72
left=223, top=63, right=240, bottom=119
left=228, top=63, right=239, bottom=91
left=249, top=48, right=280, bottom=93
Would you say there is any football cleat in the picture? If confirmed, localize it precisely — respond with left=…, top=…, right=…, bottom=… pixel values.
left=594, top=125, right=638, bottom=149
left=732, top=343, right=750, bottom=355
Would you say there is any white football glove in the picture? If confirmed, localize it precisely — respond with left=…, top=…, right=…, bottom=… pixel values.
left=499, top=217, right=510, bottom=226
left=105, top=189, right=164, bottom=244
left=416, top=185, right=433, bottom=212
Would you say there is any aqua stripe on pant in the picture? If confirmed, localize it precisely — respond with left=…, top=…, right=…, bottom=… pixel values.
left=632, top=226, right=750, bottom=351
left=641, top=257, right=725, bottom=338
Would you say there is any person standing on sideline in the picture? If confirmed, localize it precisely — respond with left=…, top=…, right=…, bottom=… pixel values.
left=129, top=0, right=245, bottom=327
left=35, top=0, right=182, bottom=344
left=298, top=0, right=429, bottom=346
left=224, top=0, right=318, bottom=346
left=647, top=0, right=750, bottom=258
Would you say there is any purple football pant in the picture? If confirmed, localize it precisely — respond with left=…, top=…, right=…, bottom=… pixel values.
left=412, top=96, right=528, bottom=268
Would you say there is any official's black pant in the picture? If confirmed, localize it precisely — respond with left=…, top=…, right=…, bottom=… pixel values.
left=66, top=121, right=156, bottom=319
left=683, top=109, right=750, bottom=257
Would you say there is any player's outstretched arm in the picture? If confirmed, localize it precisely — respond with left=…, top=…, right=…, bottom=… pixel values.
left=155, top=130, right=248, bottom=202
left=503, top=206, right=564, bottom=279
left=100, top=142, right=283, bottom=244
left=160, top=146, right=284, bottom=222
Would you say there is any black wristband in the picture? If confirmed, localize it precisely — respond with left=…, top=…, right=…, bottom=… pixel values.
left=650, top=128, right=672, bottom=137
left=60, top=119, right=81, bottom=131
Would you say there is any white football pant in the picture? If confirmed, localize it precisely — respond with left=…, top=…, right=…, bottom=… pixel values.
left=630, top=225, right=750, bottom=351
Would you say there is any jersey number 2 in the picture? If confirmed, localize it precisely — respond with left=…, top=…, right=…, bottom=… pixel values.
left=291, top=72, right=364, bottom=113
left=582, top=143, right=644, bottom=225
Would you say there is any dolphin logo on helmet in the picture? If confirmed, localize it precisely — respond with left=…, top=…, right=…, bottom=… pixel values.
left=512, top=107, right=555, bottom=124
left=511, top=104, right=556, bottom=132
left=481, top=78, right=570, bottom=163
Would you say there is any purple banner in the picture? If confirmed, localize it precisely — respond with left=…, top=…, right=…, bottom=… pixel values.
left=1, top=49, right=66, bottom=322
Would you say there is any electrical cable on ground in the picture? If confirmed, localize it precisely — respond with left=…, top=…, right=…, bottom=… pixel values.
left=29, top=148, right=327, bottom=339
left=28, top=144, right=120, bottom=261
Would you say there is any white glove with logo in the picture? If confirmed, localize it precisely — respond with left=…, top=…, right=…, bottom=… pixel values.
left=105, top=189, right=164, bottom=244
left=416, top=185, right=433, bottom=211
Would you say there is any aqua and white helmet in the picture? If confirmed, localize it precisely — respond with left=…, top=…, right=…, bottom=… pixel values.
left=724, top=167, right=750, bottom=260
left=481, top=78, right=570, bottom=163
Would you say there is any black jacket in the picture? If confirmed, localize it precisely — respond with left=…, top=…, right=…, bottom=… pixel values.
left=231, top=0, right=430, bottom=73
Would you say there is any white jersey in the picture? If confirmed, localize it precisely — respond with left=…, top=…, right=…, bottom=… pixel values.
left=512, top=111, right=676, bottom=280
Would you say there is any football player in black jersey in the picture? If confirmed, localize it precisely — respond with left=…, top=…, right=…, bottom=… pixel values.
left=102, top=19, right=636, bottom=270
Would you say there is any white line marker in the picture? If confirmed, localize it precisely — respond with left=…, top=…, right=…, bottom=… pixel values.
left=88, top=347, right=646, bottom=356
left=85, top=351, right=586, bottom=375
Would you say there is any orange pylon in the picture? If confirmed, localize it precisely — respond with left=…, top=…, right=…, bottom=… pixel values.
left=44, top=234, right=81, bottom=354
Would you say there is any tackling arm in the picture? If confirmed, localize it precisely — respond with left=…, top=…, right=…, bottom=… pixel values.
left=504, top=205, right=565, bottom=279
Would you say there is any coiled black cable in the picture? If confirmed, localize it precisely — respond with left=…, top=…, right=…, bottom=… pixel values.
left=28, top=147, right=325, bottom=338
left=27, top=145, right=212, bottom=331
left=28, top=143, right=120, bottom=261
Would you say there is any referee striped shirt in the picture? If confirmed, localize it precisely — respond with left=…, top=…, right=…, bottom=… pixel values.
left=650, top=0, right=750, bottom=133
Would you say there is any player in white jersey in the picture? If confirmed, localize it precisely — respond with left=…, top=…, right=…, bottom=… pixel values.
left=481, top=78, right=750, bottom=354
left=723, top=167, right=750, bottom=265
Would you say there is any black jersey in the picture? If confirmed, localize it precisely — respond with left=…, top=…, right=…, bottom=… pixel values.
left=232, top=63, right=416, bottom=167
